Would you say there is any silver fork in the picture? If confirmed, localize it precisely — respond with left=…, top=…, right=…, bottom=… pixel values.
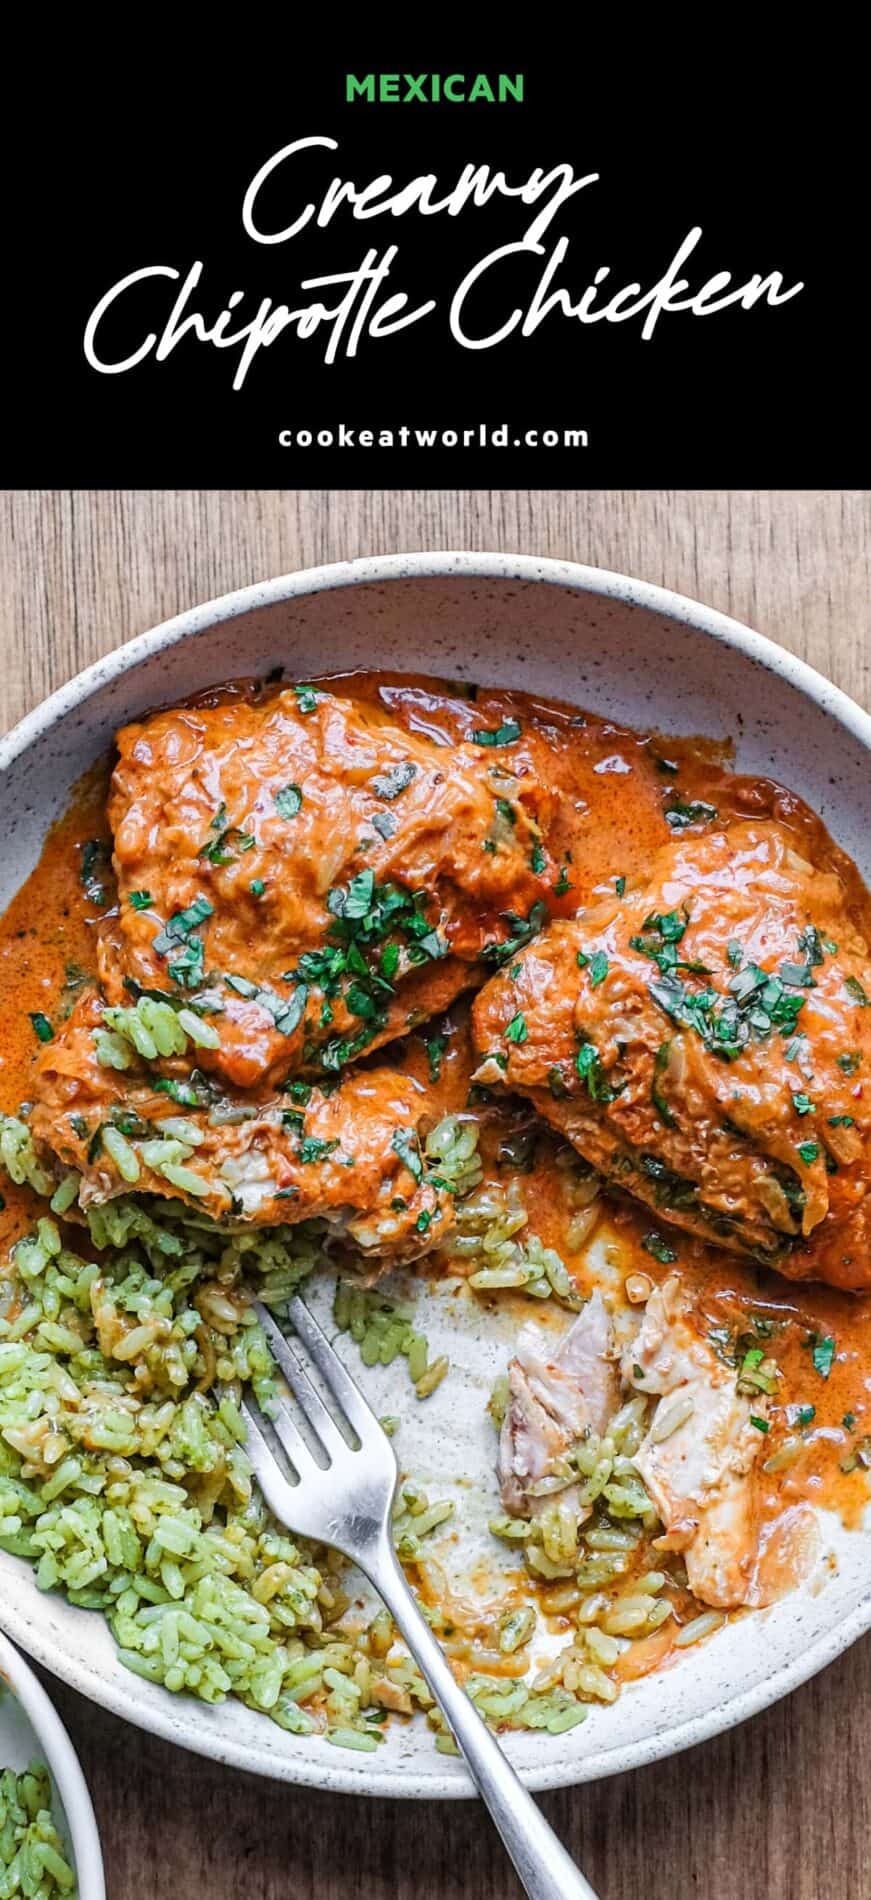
left=242, top=1296, right=599, bottom=1900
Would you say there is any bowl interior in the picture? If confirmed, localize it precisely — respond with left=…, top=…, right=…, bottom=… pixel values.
left=0, top=1632, right=104, bottom=1897
left=0, top=1680, right=74, bottom=1842
left=1, top=558, right=870, bottom=1798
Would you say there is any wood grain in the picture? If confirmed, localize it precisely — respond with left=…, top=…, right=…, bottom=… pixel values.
left=1, top=489, right=869, bottom=1900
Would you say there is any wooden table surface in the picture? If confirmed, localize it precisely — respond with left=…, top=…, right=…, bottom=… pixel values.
left=1, top=489, right=869, bottom=1899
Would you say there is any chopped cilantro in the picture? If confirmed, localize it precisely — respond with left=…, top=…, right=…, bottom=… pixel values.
left=792, top=1093, right=815, bottom=1117
left=199, top=805, right=255, bottom=864
left=80, top=838, right=111, bottom=906
left=845, top=975, right=869, bottom=1007
left=578, top=949, right=609, bottom=987
left=29, top=1012, right=54, bottom=1043
left=837, top=1051, right=862, bottom=1074
left=167, top=939, right=205, bottom=989
left=828, top=1114, right=855, bottom=1127
left=153, top=1077, right=208, bottom=1108
left=797, top=925, right=825, bottom=967
left=809, top=1333, right=835, bottom=1378
left=320, top=1027, right=381, bottom=1074
left=651, top=910, right=687, bottom=943
left=649, top=958, right=805, bottom=1062
left=615, top=876, right=626, bottom=897
left=129, top=890, right=153, bottom=911
left=553, top=866, right=572, bottom=897
left=371, top=761, right=417, bottom=800
left=843, top=1412, right=856, bottom=1431
left=495, top=797, right=516, bottom=826
left=346, top=982, right=380, bottom=1020
left=249, top=879, right=265, bottom=897
left=426, top=1035, right=447, bottom=1083
left=797, top=1141, right=820, bottom=1164
left=199, top=806, right=229, bottom=862
left=298, top=1136, right=340, bottom=1164
left=281, top=1109, right=306, bottom=1136
left=153, top=897, right=214, bottom=956
left=340, top=868, right=376, bottom=920
left=664, top=797, right=718, bottom=830
left=505, top=1012, right=528, bottom=1045
left=272, top=986, right=309, bottom=1036
left=575, top=1041, right=620, bottom=1103
left=749, top=1416, right=770, bottom=1433
left=779, top=960, right=815, bottom=989
left=415, top=1209, right=432, bottom=1235
left=226, top=975, right=308, bottom=1038
left=641, top=1231, right=678, bottom=1264
left=151, top=896, right=215, bottom=995
left=472, top=721, right=521, bottom=747
left=275, top=784, right=303, bottom=819
left=652, top=1041, right=677, bottom=1127
left=481, top=901, right=549, bottom=968
left=414, top=930, right=448, bottom=963
left=530, top=842, right=546, bottom=875
left=293, top=685, right=319, bottom=713
left=392, top=1127, right=423, bottom=1182
left=630, top=909, right=710, bottom=979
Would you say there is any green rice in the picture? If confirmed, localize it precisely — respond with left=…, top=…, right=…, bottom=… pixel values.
left=0, top=1755, right=77, bottom=1897
left=448, top=1169, right=598, bottom=1310
left=0, top=1119, right=507, bottom=1745
left=332, top=1283, right=448, bottom=1400
left=488, top=1389, right=677, bottom=1645
left=0, top=1111, right=698, bottom=1751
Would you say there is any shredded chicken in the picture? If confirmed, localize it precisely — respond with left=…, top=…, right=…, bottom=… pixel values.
left=498, top=1292, right=618, bottom=1516
left=622, top=1275, right=767, bottom=1608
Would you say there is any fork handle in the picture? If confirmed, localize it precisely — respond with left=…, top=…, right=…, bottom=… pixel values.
left=370, top=1542, right=600, bottom=1900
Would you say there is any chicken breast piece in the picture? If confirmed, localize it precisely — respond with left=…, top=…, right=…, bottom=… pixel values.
left=99, top=684, right=556, bottom=1089
left=498, top=1292, right=619, bottom=1516
left=472, top=820, right=871, bottom=1289
left=28, top=991, right=461, bottom=1270
left=622, top=1275, right=766, bottom=1607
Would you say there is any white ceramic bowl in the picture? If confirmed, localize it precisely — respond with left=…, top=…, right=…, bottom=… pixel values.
left=2, top=551, right=870, bottom=1799
left=0, top=1628, right=105, bottom=1898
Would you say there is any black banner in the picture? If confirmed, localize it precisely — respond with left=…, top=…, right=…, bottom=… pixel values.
left=8, top=44, right=865, bottom=486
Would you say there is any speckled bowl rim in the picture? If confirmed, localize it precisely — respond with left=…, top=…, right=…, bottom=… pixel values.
left=0, top=1628, right=105, bottom=1897
left=1, top=549, right=870, bottom=1801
